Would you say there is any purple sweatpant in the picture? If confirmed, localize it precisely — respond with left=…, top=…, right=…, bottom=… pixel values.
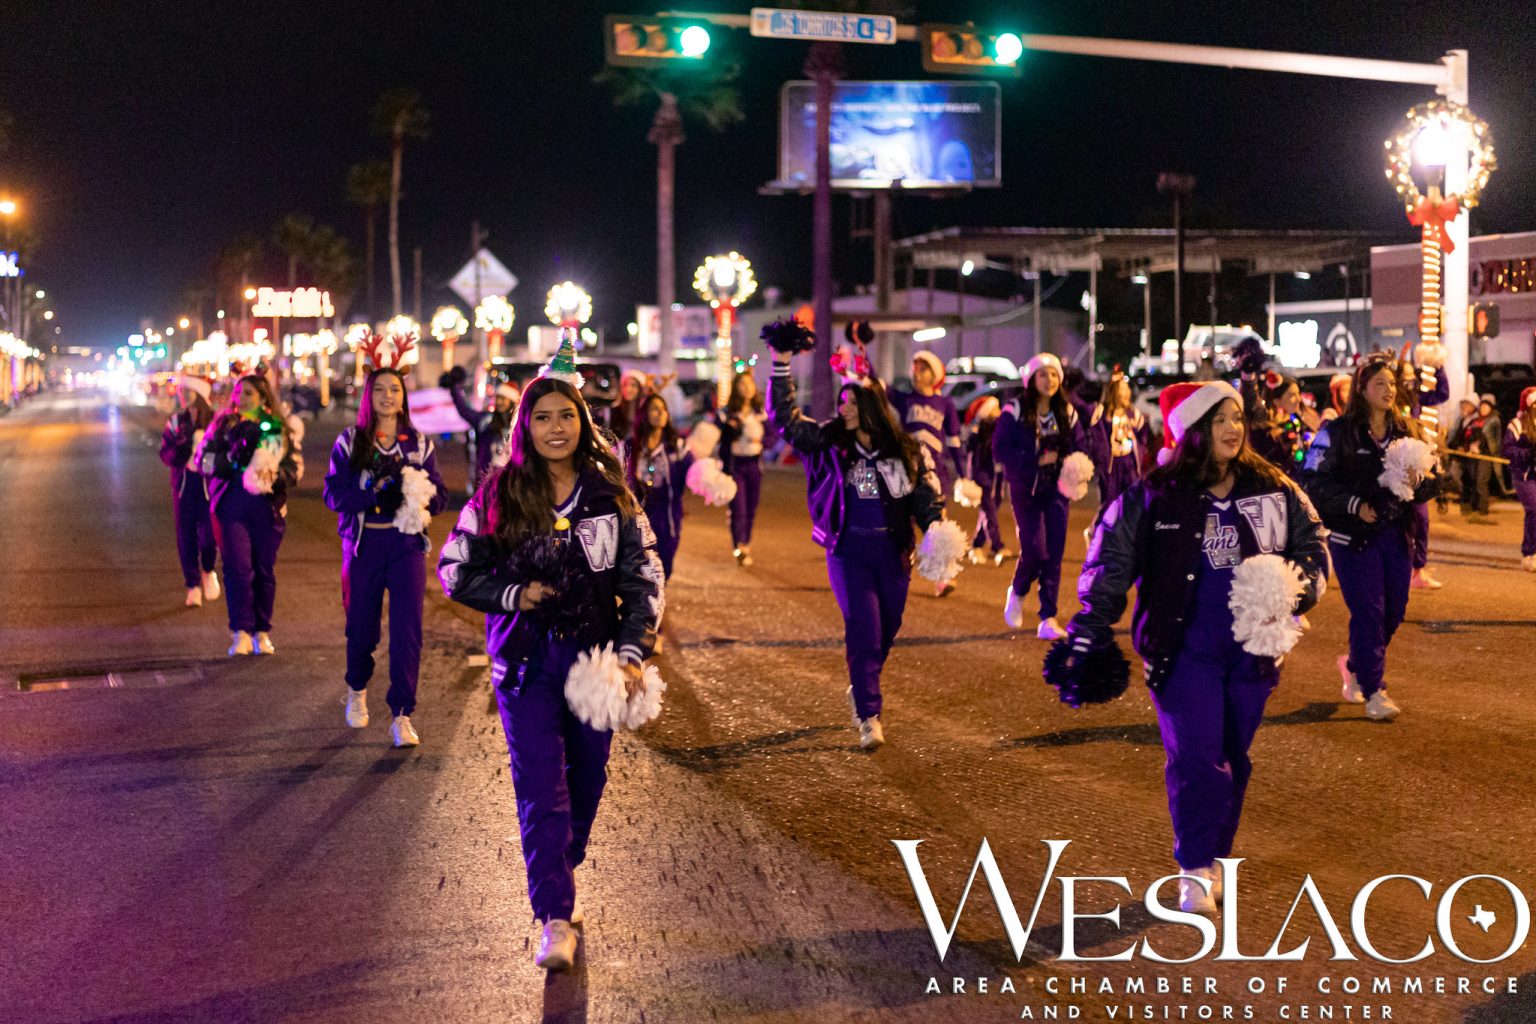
left=1010, top=490, right=1070, bottom=620
left=728, top=457, right=763, bottom=548
left=1409, top=502, right=1431, bottom=570
left=173, top=483, right=217, bottom=589
left=494, top=644, right=614, bottom=924
left=1151, top=646, right=1276, bottom=870
left=1330, top=532, right=1412, bottom=699
left=1516, top=480, right=1536, bottom=557
left=342, top=528, right=427, bottom=716
left=971, top=474, right=1005, bottom=552
left=827, top=528, right=910, bottom=721
left=217, top=505, right=284, bottom=634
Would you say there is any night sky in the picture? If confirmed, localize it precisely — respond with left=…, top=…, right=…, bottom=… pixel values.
left=4, top=1, right=1534, bottom=348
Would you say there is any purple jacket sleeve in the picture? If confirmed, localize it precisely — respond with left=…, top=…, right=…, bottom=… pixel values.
left=159, top=412, right=192, bottom=469
left=322, top=431, right=375, bottom=516
left=419, top=438, right=450, bottom=515
left=943, top=400, right=966, bottom=477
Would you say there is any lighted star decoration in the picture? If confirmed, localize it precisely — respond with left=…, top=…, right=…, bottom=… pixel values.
left=693, top=252, right=757, bottom=308
left=476, top=295, right=515, bottom=333
left=1383, top=100, right=1496, bottom=211
left=430, top=305, right=468, bottom=341
left=544, top=282, right=592, bottom=327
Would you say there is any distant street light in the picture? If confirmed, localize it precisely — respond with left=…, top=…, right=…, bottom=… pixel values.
left=179, top=317, right=190, bottom=329
left=0, top=199, right=16, bottom=217
left=476, top=295, right=515, bottom=361
left=694, top=252, right=757, bottom=405
left=544, top=282, right=592, bottom=329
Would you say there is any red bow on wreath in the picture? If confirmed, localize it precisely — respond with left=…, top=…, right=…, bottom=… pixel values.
left=1407, top=194, right=1463, bottom=254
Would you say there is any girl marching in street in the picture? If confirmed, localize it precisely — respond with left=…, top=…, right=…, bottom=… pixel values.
left=160, top=375, right=221, bottom=607
left=767, top=346, right=951, bottom=751
left=623, top=392, right=693, bottom=581
left=1085, top=369, right=1150, bottom=536
left=323, top=333, right=449, bottom=748
left=963, top=395, right=1012, bottom=566
left=1045, top=381, right=1328, bottom=913
left=1249, top=371, right=1316, bottom=479
left=196, top=372, right=303, bottom=657
left=1396, top=350, right=1450, bottom=590
left=438, top=335, right=664, bottom=971
left=1302, top=355, right=1440, bottom=721
left=716, top=367, right=769, bottom=567
left=1501, top=387, right=1536, bottom=571
left=994, top=352, right=1094, bottom=640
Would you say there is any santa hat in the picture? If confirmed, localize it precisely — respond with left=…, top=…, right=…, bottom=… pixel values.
left=178, top=375, right=212, bottom=400
left=1158, top=381, right=1242, bottom=465
left=1023, top=352, right=1063, bottom=381
left=912, top=350, right=945, bottom=386
left=620, top=369, right=648, bottom=393
left=495, top=382, right=518, bottom=402
left=1521, top=387, right=1536, bottom=411
left=964, top=394, right=1001, bottom=425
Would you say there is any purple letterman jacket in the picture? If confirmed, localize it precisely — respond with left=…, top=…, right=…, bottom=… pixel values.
left=993, top=393, right=1091, bottom=499
left=1502, top=420, right=1535, bottom=481
left=436, top=470, right=663, bottom=670
left=1301, top=417, right=1441, bottom=545
left=322, top=426, right=450, bottom=554
left=1069, top=467, right=1328, bottom=691
left=159, top=408, right=209, bottom=500
left=768, top=364, right=944, bottom=554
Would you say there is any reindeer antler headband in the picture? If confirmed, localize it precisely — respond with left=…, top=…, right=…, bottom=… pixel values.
left=358, top=327, right=418, bottom=374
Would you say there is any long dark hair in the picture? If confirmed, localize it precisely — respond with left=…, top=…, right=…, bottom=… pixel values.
left=1023, top=372, right=1072, bottom=443
left=1097, top=374, right=1130, bottom=418
left=1344, top=356, right=1417, bottom=440
left=826, top=378, right=924, bottom=482
left=624, top=392, right=680, bottom=486
left=350, top=368, right=416, bottom=472
left=1146, top=396, right=1288, bottom=493
left=480, top=376, right=636, bottom=550
left=725, top=369, right=763, bottom=416
left=182, top=390, right=214, bottom=430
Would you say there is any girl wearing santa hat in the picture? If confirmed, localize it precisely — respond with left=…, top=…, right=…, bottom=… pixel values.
left=963, top=395, right=1011, bottom=565
left=1320, top=373, right=1351, bottom=423
left=1302, top=355, right=1440, bottom=721
left=994, top=352, right=1093, bottom=639
left=891, top=350, right=967, bottom=502
left=437, top=336, right=664, bottom=972
left=1051, top=380, right=1328, bottom=914
left=195, top=373, right=303, bottom=657
left=160, top=376, right=221, bottom=607
left=323, top=337, right=449, bottom=748
left=716, top=367, right=769, bottom=567
left=1502, top=387, right=1536, bottom=572
left=767, top=347, right=946, bottom=750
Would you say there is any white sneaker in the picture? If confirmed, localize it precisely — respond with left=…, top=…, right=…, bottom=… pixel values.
left=228, top=630, right=254, bottom=656
left=967, top=548, right=989, bottom=566
left=185, top=587, right=203, bottom=608
left=201, top=570, right=221, bottom=601
left=1082, top=525, right=1093, bottom=546
left=253, top=631, right=275, bottom=655
left=992, top=548, right=1015, bottom=566
left=391, top=715, right=420, bottom=747
left=1178, top=868, right=1218, bottom=914
left=571, top=893, right=585, bottom=927
left=1523, top=555, right=1536, bottom=573
left=858, top=716, right=885, bottom=750
left=1410, top=568, right=1443, bottom=590
left=1036, top=617, right=1067, bottom=641
left=1338, top=655, right=1364, bottom=704
left=535, top=919, right=578, bottom=970
left=344, top=688, right=369, bottom=728
left=1365, top=690, right=1401, bottom=722
left=845, top=686, right=860, bottom=728
left=1003, top=587, right=1025, bottom=629
left=739, top=546, right=753, bottom=567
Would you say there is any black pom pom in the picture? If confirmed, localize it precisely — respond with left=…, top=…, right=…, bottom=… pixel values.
left=844, top=320, right=874, bottom=346
left=1042, top=638, right=1131, bottom=708
left=503, top=533, right=601, bottom=642
left=760, top=317, right=816, bottom=355
left=1232, top=337, right=1266, bottom=375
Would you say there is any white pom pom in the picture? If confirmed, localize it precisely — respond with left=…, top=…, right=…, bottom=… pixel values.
left=914, top=519, right=969, bottom=585
left=242, top=445, right=280, bottom=495
left=1057, top=451, right=1096, bottom=501
left=285, top=413, right=306, bottom=445
left=1377, top=436, right=1436, bottom=501
left=686, top=420, right=721, bottom=461
left=953, top=478, right=983, bottom=508
left=1415, top=341, right=1447, bottom=370
left=1229, top=554, right=1307, bottom=657
left=685, top=457, right=738, bottom=506
left=622, top=663, right=667, bottom=729
left=563, top=643, right=629, bottom=732
left=742, top=416, right=765, bottom=443
left=393, top=465, right=435, bottom=535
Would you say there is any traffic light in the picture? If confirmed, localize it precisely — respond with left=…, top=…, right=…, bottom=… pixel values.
left=921, top=23, right=1025, bottom=76
left=1470, top=302, right=1501, bottom=340
left=604, top=15, right=712, bottom=68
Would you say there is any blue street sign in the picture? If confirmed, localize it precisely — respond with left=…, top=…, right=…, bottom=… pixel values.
left=750, top=7, right=897, bottom=44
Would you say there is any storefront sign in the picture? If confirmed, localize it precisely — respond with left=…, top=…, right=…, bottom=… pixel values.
left=251, top=287, right=335, bottom=318
left=1471, top=257, right=1536, bottom=297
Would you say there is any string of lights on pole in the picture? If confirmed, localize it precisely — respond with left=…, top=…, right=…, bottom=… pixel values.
left=431, top=305, right=469, bottom=372
left=693, top=252, right=757, bottom=405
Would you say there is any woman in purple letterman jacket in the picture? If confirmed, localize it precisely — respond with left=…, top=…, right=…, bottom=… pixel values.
left=159, top=375, right=221, bottom=608
left=1085, top=369, right=1151, bottom=534
left=994, top=352, right=1092, bottom=640
left=1395, top=354, right=1450, bottom=590
left=196, top=373, right=302, bottom=657
left=1503, top=387, right=1536, bottom=572
left=768, top=351, right=945, bottom=751
left=1303, top=355, right=1440, bottom=721
left=716, top=368, right=769, bottom=567
left=622, top=392, right=691, bottom=580
left=1056, top=381, right=1327, bottom=914
left=438, top=371, right=663, bottom=972
left=323, top=367, right=449, bottom=747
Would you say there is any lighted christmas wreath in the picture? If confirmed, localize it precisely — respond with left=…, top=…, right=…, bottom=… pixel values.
left=1382, top=100, right=1496, bottom=212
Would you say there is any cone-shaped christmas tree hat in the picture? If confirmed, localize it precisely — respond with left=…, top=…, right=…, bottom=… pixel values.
left=539, top=328, right=585, bottom=389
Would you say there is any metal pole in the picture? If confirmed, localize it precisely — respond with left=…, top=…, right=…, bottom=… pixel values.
left=955, top=257, right=966, bottom=358
left=1440, top=48, right=1471, bottom=410
left=1033, top=273, right=1042, bottom=356
left=1088, top=262, right=1098, bottom=370
left=1267, top=273, right=1276, bottom=346
left=1144, top=274, right=1153, bottom=358
left=1174, top=193, right=1184, bottom=343
left=874, top=189, right=892, bottom=378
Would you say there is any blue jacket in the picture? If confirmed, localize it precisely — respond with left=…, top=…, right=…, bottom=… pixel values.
left=322, top=426, right=450, bottom=554
left=768, top=365, right=944, bottom=553
left=1302, top=417, right=1441, bottom=546
left=993, top=394, right=1090, bottom=500
left=1070, top=467, right=1328, bottom=691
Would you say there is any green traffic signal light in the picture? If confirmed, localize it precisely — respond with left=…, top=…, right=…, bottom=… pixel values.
left=922, top=23, right=1026, bottom=76
left=679, top=24, right=711, bottom=57
left=993, top=32, right=1024, bottom=65
left=605, top=15, right=712, bottom=67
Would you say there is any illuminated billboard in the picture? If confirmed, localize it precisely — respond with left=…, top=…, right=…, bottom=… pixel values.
left=778, top=80, right=1001, bottom=190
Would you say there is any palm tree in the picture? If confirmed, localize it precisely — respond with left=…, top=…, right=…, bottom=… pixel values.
left=596, top=66, right=742, bottom=377
left=216, top=234, right=264, bottom=339
left=372, top=90, right=430, bottom=315
left=306, top=225, right=357, bottom=320
left=346, top=160, right=390, bottom=317
left=273, top=214, right=316, bottom=289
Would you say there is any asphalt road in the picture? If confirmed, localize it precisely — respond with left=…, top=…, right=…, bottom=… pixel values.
left=2, top=389, right=1535, bottom=1024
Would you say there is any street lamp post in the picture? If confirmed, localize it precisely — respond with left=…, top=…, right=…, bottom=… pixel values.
left=476, top=295, right=515, bottom=364
left=431, top=305, right=469, bottom=374
left=693, top=252, right=757, bottom=407
left=543, top=282, right=591, bottom=353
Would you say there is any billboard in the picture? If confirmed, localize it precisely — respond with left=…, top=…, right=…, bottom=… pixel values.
left=778, top=80, right=1001, bottom=190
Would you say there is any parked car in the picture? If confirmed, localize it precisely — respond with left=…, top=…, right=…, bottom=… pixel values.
left=484, top=358, right=622, bottom=410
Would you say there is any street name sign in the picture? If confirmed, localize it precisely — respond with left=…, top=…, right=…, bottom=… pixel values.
left=750, top=8, right=896, bottom=44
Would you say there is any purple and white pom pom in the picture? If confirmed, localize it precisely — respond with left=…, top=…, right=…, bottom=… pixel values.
left=1229, top=554, right=1306, bottom=658
left=241, top=445, right=280, bottom=495
left=915, top=519, right=969, bottom=585
left=685, top=457, right=738, bottom=507
left=953, top=478, right=983, bottom=508
left=1057, top=451, right=1096, bottom=501
left=686, top=420, right=721, bottom=462
left=1377, top=436, right=1436, bottom=501
left=393, top=465, right=435, bottom=536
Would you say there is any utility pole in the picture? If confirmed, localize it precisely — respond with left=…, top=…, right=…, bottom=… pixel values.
left=412, top=247, right=423, bottom=323
left=1157, top=172, right=1196, bottom=347
left=471, top=221, right=489, bottom=370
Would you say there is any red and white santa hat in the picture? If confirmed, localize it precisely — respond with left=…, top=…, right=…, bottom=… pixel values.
left=912, top=350, right=945, bottom=386
left=1022, top=352, right=1062, bottom=381
left=1522, top=387, right=1536, bottom=411
left=495, top=382, right=518, bottom=402
left=1158, top=380, right=1243, bottom=465
left=177, top=375, right=212, bottom=400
